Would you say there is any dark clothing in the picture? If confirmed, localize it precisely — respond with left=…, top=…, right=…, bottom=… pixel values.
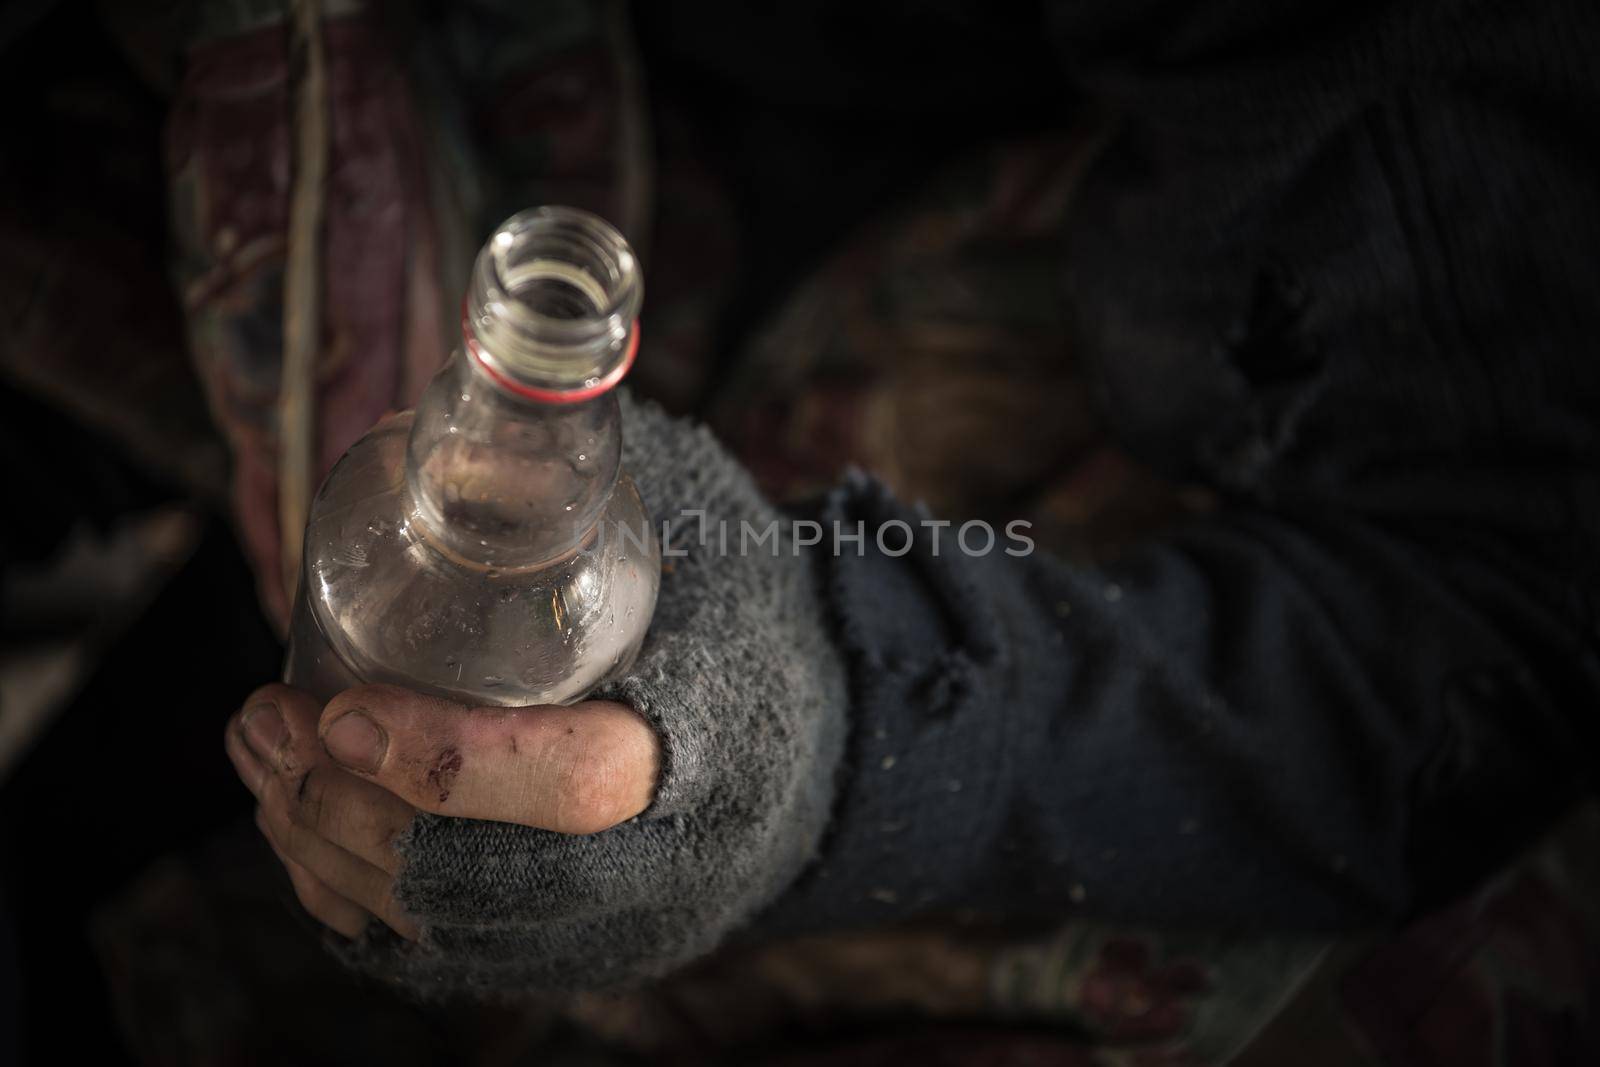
left=758, top=0, right=1600, bottom=932
left=316, top=0, right=1600, bottom=997
left=5, top=0, right=1599, bottom=1060
left=343, top=0, right=1600, bottom=996
left=33, top=0, right=1597, bottom=1000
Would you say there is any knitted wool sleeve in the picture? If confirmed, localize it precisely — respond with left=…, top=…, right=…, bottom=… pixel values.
left=332, top=394, right=1593, bottom=996
left=333, top=394, right=848, bottom=994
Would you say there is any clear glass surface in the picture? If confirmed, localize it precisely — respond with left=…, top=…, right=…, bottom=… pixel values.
left=284, top=207, right=660, bottom=705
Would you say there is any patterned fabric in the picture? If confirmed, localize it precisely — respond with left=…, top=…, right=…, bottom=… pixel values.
left=160, top=0, right=654, bottom=624
left=1335, top=804, right=1600, bottom=1067
left=166, top=6, right=449, bottom=623
left=92, top=807, right=1600, bottom=1065
left=991, top=929, right=1323, bottom=1065
left=548, top=807, right=1600, bottom=1066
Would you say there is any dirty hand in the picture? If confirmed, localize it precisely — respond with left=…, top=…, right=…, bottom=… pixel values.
left=226, top=395, right=848, bottom=992
left=225, top=682, right=659, bottom=941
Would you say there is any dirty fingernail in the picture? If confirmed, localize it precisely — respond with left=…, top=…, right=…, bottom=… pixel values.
left=324, top=712, right=387, bottom=773
left=241, top=702, right=288, bottom=758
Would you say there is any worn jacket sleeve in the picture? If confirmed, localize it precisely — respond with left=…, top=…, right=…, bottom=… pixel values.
left=757, top=0, right=1600, bottom=934
left=340, top=0, right=1600, bottom=992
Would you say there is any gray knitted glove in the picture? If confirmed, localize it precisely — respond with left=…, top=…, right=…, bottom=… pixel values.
left=336, top=394, right=848, bottom=994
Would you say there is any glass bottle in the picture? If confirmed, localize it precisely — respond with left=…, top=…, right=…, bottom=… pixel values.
left=284, top=206, right=660, bottom=706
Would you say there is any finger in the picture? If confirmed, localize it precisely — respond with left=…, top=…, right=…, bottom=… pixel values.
left=258, top=797, right=420, bottom=941
left=320, top=685, right=660, bottom=833
left=236, top=685, right=420, bottom=937
left=231, top=684, right=415, bottom=873
left=258, top=808, right=370, bottom=940
left=231, top=683, right=324, bottom=775
left=227, top=686, right=312, bottom=799
left=260, top=761, right=415, bottom=877
left=225, top=717, right=269, bottom=797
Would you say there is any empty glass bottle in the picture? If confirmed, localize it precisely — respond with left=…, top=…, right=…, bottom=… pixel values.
left=284, top=206, right=660, bottom=706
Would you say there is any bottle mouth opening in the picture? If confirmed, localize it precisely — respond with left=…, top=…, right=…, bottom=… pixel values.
left=464, top=206, right=643, bottom=402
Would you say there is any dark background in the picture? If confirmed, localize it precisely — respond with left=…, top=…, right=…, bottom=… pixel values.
left=0, top=2, right=1062, bottom=1062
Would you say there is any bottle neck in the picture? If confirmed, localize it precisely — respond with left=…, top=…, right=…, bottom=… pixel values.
left=405, top=352, right=623, bottom=570
left=402, top=206, right=642, bottom=570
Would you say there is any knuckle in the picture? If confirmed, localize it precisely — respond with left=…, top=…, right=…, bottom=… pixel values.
left=346, top=801, right=399, bottom=862
left=366, top=809, right=406, bottom=857
left=614, top=716, right=659, bottom=784
left=279, top=817, right=314, bottom=860
left=257, top=781, right=293, bottom=837
left=283, top=860, right=321, bottom=906
left=288, top=768, right=325, bottom=830
left=370, top=809, right=411, bottom=860
left=553, top=730, right=632, bottom=833
left=264, top=799, right=318, bottom=864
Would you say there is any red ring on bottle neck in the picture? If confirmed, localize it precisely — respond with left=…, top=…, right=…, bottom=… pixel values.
left=461, top=303, right=639, bottom=404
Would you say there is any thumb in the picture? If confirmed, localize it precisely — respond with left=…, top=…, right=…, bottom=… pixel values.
left=318, top=684, right=659, bottom=834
